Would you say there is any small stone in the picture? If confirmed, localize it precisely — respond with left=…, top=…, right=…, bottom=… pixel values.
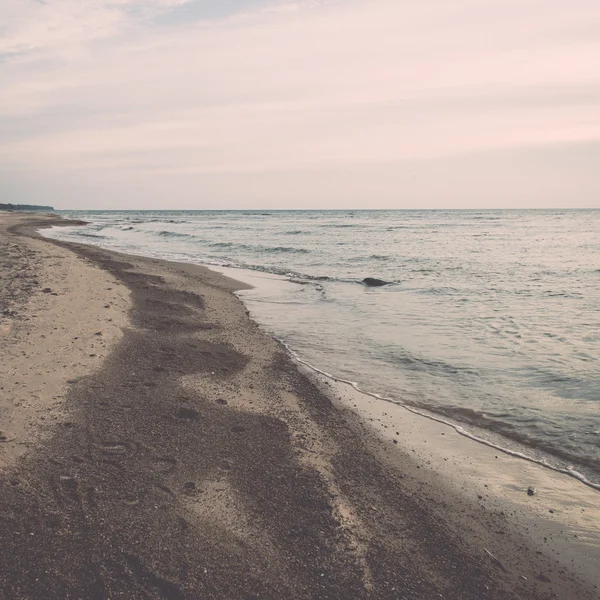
left=183, top=482, right=196, bottom=495
left=527, top=486, right=536, bottom=496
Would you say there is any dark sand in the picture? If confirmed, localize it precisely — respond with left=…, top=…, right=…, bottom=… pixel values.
left=0, top=213, right=597, bottom=599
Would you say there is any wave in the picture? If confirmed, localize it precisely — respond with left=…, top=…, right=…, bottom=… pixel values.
left=202, top=255, right=396, bottom=287
left=210, top=241, right=245, bottom=249
left=156, top=230, right=196, bottom=239
left=278, top=342, right=600, bottom=491
left=200, top=256, right=344, bottom=284
left=127, top=218, right=186, bottom=224
left=209, top=241, right=309, bottom=254
left=77, top=232, right=107, bottom=239
left=348, top=254, right=391, bottom=262
left=380, top=348, right=478, bottom=377
left=266, top=246, right=309, bottom=254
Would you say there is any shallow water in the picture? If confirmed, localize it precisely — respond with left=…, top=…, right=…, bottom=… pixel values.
left=43, top=209, right=600, bottom=485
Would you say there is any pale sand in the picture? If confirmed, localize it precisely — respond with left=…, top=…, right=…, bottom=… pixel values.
left=306, top=370, right=600, bottom=590
left=0, top=212, right=130, bottom=469
left=0, top=212, right=597, bottom=599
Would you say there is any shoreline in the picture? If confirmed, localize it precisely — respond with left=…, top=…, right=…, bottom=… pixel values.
left=210, top=264, right=600, bottom=493
left=44, top=218, right=600, bottom=490
left=216, top=269, right=600, bottom=588
left=294, top=346, right=600, bottom=489
left=1, top=212, right=598, bottom=598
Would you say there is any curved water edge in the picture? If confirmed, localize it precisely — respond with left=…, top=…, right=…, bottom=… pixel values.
left=40, top=209, right=600, bottom=489
left=280, top=339, right=600, bottom=492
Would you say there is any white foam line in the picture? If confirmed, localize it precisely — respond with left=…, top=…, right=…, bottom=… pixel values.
left=277, top=339, right=600, bottom=492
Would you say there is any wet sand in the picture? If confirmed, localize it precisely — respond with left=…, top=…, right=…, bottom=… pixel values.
left=0, top=212, right=597, bottom=599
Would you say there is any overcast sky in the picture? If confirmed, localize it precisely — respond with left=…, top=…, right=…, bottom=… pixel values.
left=1, top=0, right=599, bottom=209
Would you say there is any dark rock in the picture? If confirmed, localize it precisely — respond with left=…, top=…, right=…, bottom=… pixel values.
left=362, top=278, right=390, bottom=287
left=527, top=486, right=536, bottom=496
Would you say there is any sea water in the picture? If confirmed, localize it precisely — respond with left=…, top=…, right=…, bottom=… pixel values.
left=43, top=209, right=600, bottom=486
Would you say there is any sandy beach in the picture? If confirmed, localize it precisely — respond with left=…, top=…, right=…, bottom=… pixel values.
left=0, top=211, right=598, bottom=600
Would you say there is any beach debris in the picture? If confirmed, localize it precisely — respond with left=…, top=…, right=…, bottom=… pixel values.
left=527, top=486, right=536, bottom=496
left=362, top=277, right=390, bottom=287
left=183, top=482, right=196, bottom=496
left=483, top=548, right=507, bottom=572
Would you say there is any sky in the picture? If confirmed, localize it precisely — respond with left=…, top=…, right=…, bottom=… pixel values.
left=0, top=0, right=599, bottom=210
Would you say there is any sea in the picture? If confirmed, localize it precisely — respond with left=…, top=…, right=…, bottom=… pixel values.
left=42, top=209, right=600, bottom=488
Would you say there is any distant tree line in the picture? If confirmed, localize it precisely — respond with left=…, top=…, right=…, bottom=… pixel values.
left=0, top=203, right=55, bottom=211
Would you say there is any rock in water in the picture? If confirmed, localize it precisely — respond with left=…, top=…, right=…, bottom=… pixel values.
left=363, top=277, right=390, bottom=287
